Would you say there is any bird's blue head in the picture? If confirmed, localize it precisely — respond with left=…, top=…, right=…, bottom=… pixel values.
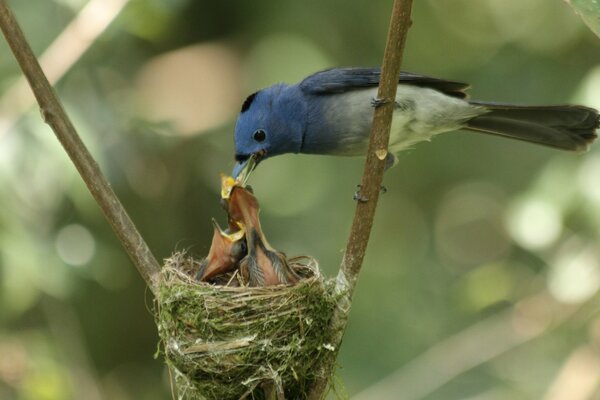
left=233, top=84, right=306, bottom=178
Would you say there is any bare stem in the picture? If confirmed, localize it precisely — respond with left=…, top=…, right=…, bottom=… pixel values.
left=308, top=0, right=413, bottom=398
left=0, top=0, right=161, bottom=295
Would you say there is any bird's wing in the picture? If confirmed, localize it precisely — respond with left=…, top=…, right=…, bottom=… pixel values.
left=299, top=67, right=470, bottom=99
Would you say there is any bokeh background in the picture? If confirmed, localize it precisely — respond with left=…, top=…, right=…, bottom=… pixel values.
left=1, top=0, right=600, bottom=399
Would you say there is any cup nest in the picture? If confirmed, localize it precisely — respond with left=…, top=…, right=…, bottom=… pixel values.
left=155, top=251, right=340, bottom=400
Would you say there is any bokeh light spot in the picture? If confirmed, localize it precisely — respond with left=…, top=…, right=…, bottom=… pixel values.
left=55, top=224, right=96, bottom=266
left=549, top=240, right=600, bottom=304
left=507, top=198, right=562, bottom=250
left=461, top=263, right=513, bottom=310
left=575, top=65, right=600, bottom=109
left=134, top=43, right=241, bottom=135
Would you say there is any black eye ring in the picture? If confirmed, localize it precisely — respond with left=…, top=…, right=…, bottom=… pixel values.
left=253, top=129, right=266, bottom=142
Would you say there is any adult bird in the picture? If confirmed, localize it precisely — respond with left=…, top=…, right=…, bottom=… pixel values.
left=232, top=67, right=599, bottom=178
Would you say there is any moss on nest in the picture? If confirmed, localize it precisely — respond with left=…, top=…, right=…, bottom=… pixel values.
left=155, top=251, right=340, bottom=400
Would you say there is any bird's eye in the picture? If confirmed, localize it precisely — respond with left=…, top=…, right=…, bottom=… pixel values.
left=253, top=129, right=266, bottom=142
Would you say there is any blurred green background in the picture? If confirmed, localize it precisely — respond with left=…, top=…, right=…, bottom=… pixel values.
left=2, top=0, right=600, bottom=399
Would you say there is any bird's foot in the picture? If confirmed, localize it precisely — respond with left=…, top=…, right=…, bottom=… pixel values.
left=353, top=190, right=368, bottom=203
left=371, top=97, right=391, bottom=108
left=354, top=185, right=387, bottom=202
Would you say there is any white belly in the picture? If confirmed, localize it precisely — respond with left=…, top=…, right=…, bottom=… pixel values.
left=388, top=85, right=485, bottom=153
left=315, top=85, right=486, bottom=158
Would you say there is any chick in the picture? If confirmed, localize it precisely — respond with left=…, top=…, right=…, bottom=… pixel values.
left=228, top=186, right=299, bottom=286
left=195, top=219, right=246, bottom=282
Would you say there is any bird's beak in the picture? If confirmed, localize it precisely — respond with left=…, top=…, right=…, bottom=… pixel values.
left=196, top=219, right=246, bottom=281
left=232, top=151, right=265, bottom=184
left=211, top=218, right=245, bottom=242
left=232, top=159, right=248, bottom=180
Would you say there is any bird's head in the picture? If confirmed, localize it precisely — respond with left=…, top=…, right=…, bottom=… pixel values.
left=233, top=84, right=306, bottom=178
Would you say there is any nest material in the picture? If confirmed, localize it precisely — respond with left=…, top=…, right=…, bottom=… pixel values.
left=155, top=251, right=340, bottom=400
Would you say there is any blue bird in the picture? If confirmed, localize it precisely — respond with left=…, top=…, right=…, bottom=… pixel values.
left=232, top=67, right=599, bottom=178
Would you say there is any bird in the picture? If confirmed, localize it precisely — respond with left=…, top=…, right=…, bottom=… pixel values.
left=232, top=67, right=599, bottom=178
left=195, top=218, right=246, bottom=282
left=239, top=227, right=295, bottom=286
left=228, top=185, right=299, bottom=286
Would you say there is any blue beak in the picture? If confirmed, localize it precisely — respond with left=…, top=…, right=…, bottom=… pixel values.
left=232, top=152, right=262, bottom=184
left=232, top=159, right=246, bottom=179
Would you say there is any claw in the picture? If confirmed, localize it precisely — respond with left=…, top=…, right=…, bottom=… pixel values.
left=353, top=191, right=369, bottom=202
left=354, top=184, right=368, bottom=202
left=371, top=97, right=390, bottom=108
left=354, top=184, right=386, bottom=201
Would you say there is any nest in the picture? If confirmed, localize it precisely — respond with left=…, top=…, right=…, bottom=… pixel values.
left=155, top=251, right=340, bottom=400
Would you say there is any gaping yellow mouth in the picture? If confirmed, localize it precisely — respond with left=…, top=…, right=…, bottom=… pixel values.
left=211, top=218, right=245, bottom=242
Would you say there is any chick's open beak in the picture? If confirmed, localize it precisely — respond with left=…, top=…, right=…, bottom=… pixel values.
left=205, top=167, right=298, bottom=286
left=195, top=219, right=246, bottom=282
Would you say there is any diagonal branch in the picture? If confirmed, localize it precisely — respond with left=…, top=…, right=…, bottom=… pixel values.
left=308, top=0, right=413, bottom=398
left=0, top=0, right=161, bottom=295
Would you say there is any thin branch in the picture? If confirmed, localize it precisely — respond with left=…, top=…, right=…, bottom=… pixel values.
left=0, top=0, right=161, bottom=295
left=308, top=0, right=413, bottom=398
left=340, top=0, right=413, bottom=291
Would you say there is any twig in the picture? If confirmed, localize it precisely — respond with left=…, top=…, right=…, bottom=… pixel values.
left=308, top=0, right=413, bottom=398
left=0, top=0, right=161, bottom=295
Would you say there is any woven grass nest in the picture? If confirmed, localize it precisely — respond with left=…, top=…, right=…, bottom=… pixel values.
left=155, top=251, right=340, bottom=400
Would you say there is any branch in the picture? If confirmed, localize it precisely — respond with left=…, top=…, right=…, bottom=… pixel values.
left=309, top=0, right=413, bottom=397
left=0, top=0, right=161, bottom=295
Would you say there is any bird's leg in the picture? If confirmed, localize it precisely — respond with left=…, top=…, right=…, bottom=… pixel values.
left=371, top=96, right=391, bottom=108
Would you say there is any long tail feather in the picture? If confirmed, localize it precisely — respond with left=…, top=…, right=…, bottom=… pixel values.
left=466, top=102, right=599, bottom=152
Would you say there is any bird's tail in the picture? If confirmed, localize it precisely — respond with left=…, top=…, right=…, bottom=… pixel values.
left=465, top=102, right=599, bottom=152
